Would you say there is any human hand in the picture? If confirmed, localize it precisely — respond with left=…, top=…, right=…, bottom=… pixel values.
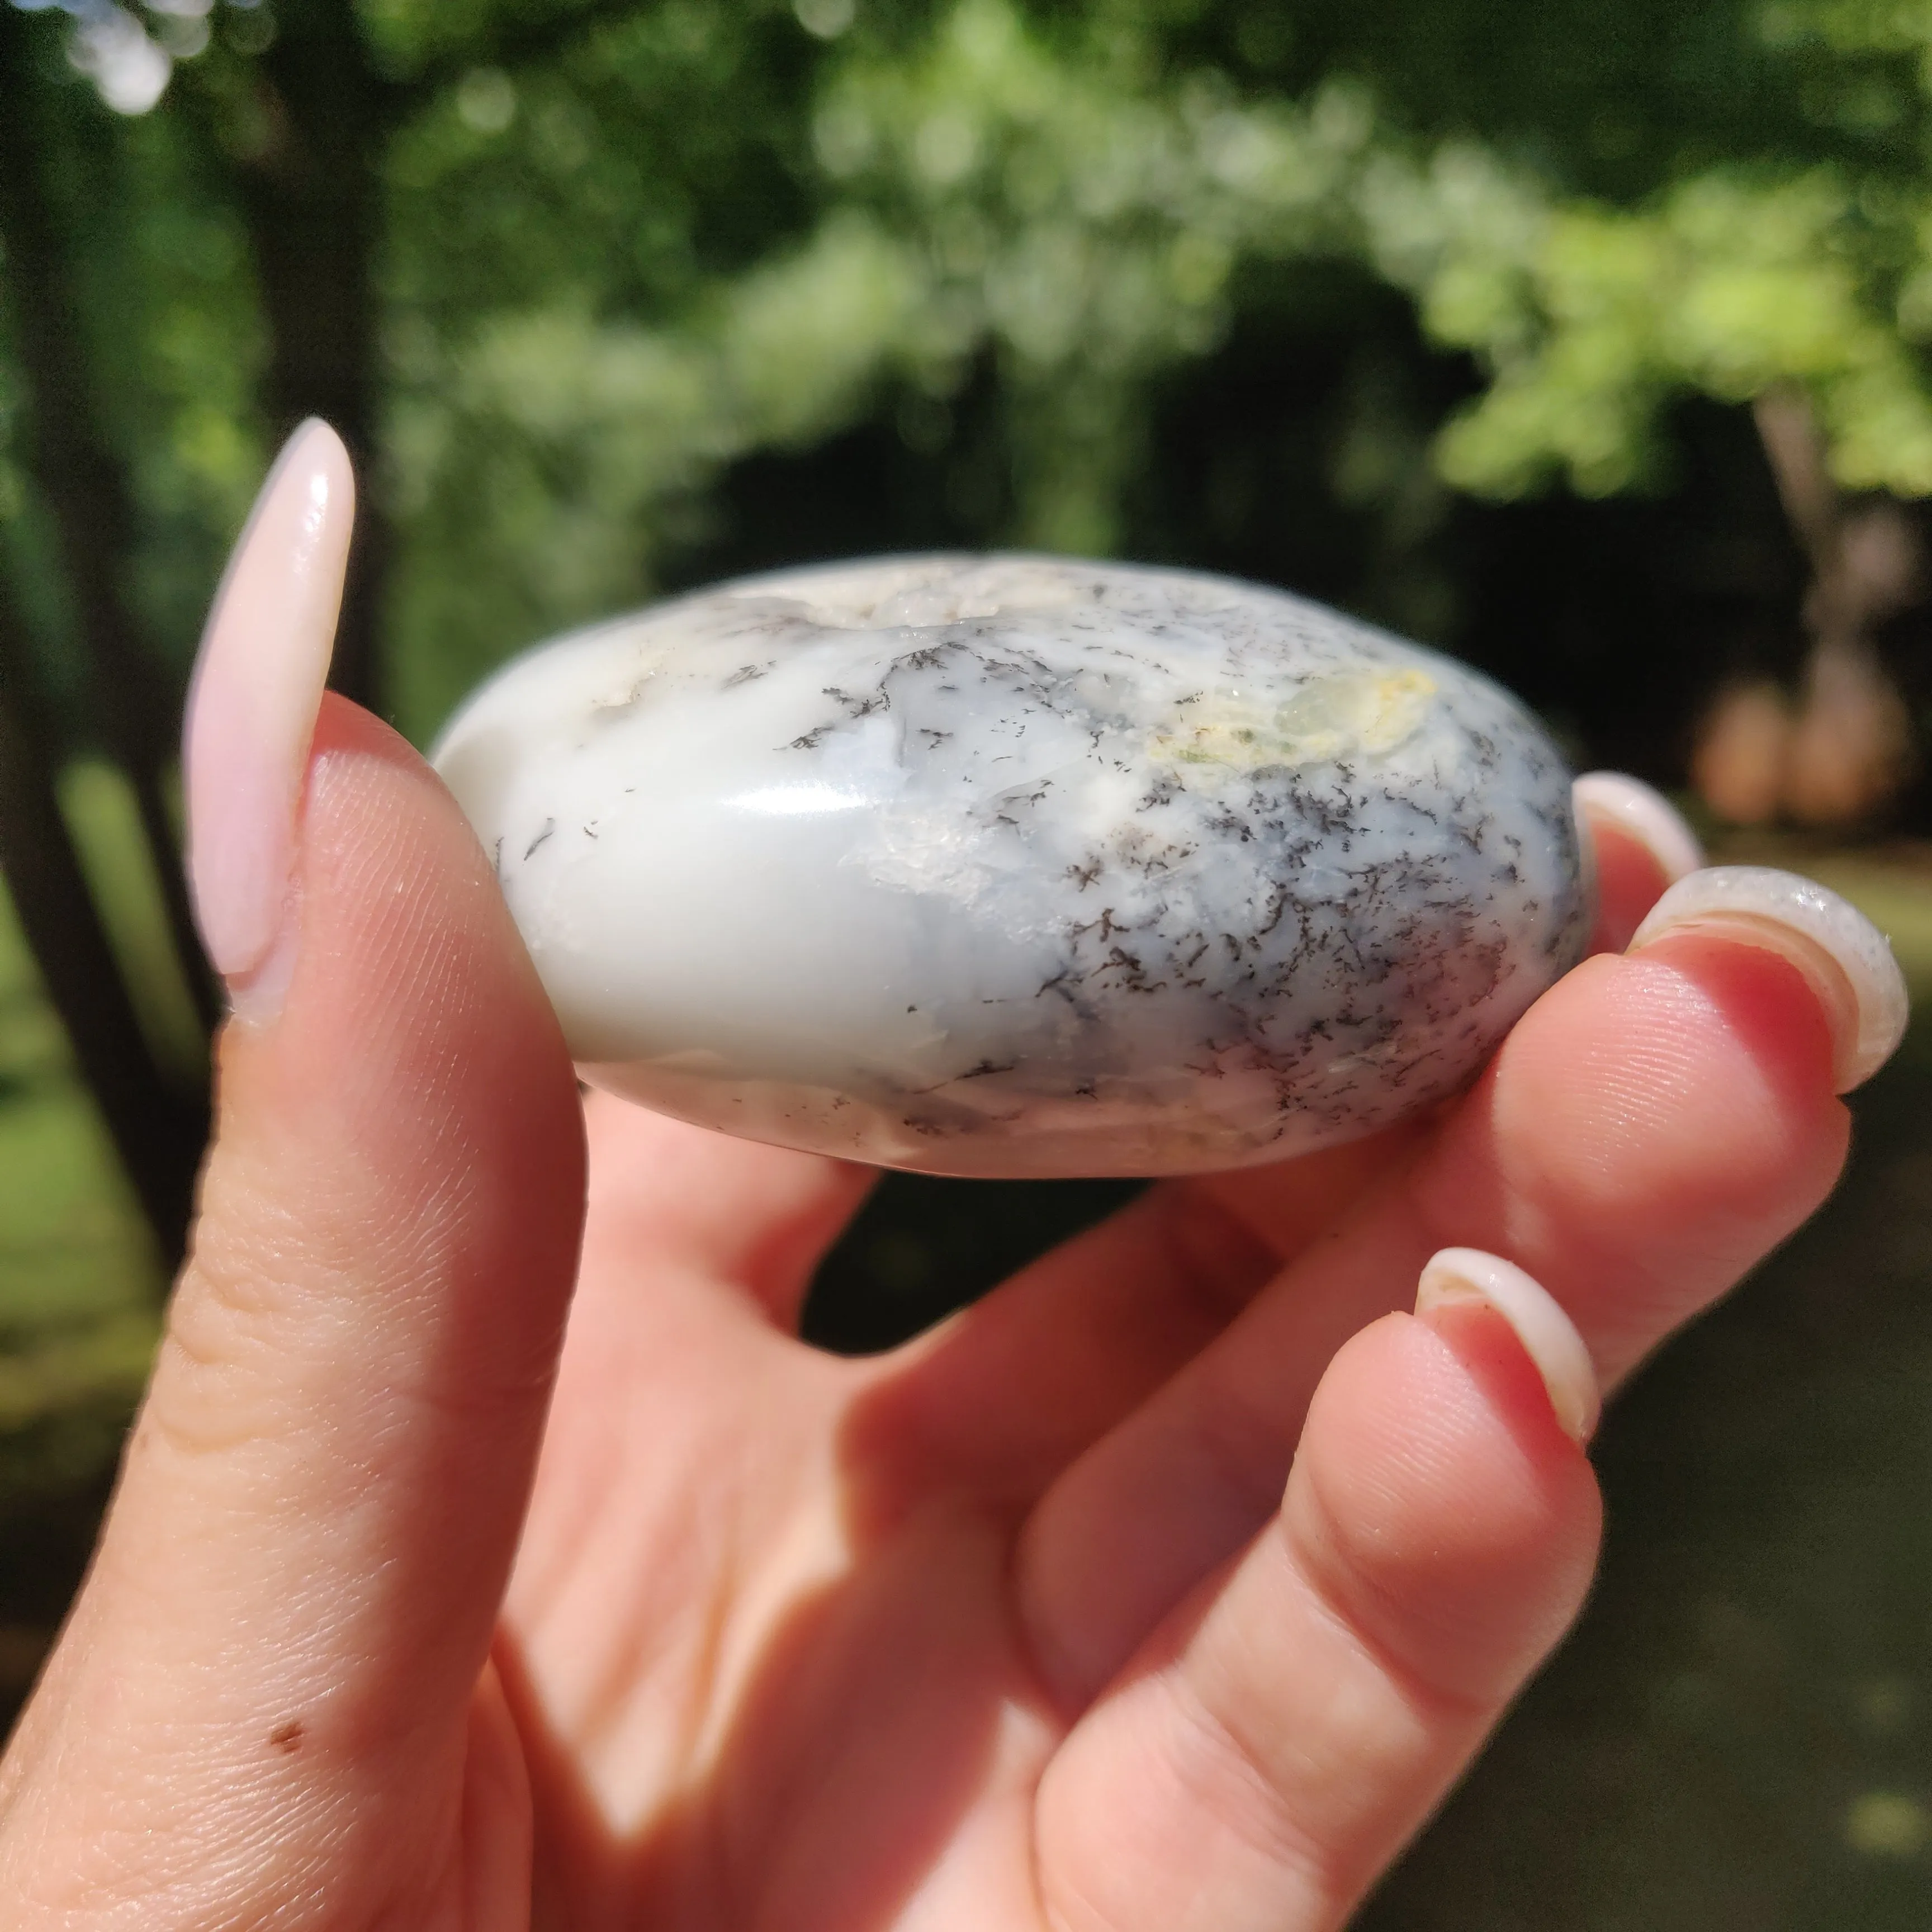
left=0, top=425, right=1906, bottom=1930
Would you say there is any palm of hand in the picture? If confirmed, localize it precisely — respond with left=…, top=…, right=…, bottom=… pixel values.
left=500, top=1100, right=1300, bottom=1931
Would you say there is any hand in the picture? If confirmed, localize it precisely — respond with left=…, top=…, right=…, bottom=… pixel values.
left=0, top=427, right=1903, bottom=1930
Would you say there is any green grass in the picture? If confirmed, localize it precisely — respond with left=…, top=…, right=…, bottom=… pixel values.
left=0, top=764, right=176, bottom=1501
left=0, top=765, right=184, bottom=1706
left=56, top=760, right=207, bottom=1088
left=0, top=953, right=161, bottom=1413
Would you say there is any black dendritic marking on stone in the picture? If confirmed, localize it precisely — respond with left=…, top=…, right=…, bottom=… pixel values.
left=689, top=571, right=1586, bottom=1154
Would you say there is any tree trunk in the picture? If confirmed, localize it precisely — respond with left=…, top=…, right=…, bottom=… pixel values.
left=0, top=3, right=222, bottom=1042
left=212, top=0, right=398, bottom=714
left=1757, top=389, right=1918, bottom=824
left=0, top=579, right=206, bottom=1270
left=180, top=0, right=653, bottom=718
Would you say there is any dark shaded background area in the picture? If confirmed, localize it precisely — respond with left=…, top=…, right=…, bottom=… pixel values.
left=675, top=287, right=1828, bottom=795
left=807, top=1173, right=1143, bottom=1354
left=1361, top=1019, right=1932, bottom=1926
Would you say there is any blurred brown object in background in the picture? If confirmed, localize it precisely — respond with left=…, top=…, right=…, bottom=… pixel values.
left=1693, top=679, right=1792, bottom=826
left=1786, top=630, right=1914, bottom=826
left=1698, top=389, right=1921, bottom=830
left=1784, top=498, right=1916, bottom=826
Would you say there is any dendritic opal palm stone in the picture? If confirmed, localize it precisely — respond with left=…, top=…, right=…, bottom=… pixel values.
left=432, top=556, right=1590, bottom=1177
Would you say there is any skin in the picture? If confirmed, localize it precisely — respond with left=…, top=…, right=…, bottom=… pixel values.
left=0, top=700, right=1856, bottom=1931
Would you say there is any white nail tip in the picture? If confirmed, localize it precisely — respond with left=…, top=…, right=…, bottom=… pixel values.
left=1417, top=1247, right=1600, bottom=1445
left=1573, top=773, right=1705, bottom=885
left=183, top=419, right=353, bottom=994
left=1628, top=865, right=1910, bottom=1092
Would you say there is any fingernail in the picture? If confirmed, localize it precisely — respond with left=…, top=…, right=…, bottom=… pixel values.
left=183, top=421, right=354, bottom=1021
left=1628, top=865, right=1910, bottom=1092
left=1417, top=1247, right=1600, bottom=1444
left=1573, top=773, right=1704, bottom=886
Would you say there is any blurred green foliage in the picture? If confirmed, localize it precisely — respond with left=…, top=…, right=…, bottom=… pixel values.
left=13, top=0, right=1932, bottom=744
left=375, top=0, right=1932, bottom=733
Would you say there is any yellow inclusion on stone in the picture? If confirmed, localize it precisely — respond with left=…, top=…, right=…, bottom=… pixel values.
left=1150, top=667, right=1437, bottom=771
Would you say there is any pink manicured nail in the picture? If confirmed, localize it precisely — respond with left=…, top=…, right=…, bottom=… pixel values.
left=1416, top=1247, right=1601, bottom=1445
left=1629, top=866, right=1910, bottom=1092
left=1573, top=772, right=1704, bottom=886
left=183, top=420, right=354, bottom=1019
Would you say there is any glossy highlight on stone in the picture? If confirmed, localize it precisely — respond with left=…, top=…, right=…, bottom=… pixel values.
left=432, top=556, right=1591, bottom=1177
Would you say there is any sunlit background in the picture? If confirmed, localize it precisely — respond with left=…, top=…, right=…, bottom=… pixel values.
left=4, top=0, right=1932, bottom=1920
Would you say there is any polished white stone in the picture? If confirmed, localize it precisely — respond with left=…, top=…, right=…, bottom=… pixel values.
left=433, top=556, right=1590, bottom=1176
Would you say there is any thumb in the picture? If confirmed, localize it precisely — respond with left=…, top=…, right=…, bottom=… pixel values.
left=0, top=425, right=586, bottom=1919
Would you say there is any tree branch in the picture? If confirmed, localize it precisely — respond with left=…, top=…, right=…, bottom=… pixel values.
left=171, top=6, right=394, bottom=712
left=1752, top=384, right=1916, bottom=825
